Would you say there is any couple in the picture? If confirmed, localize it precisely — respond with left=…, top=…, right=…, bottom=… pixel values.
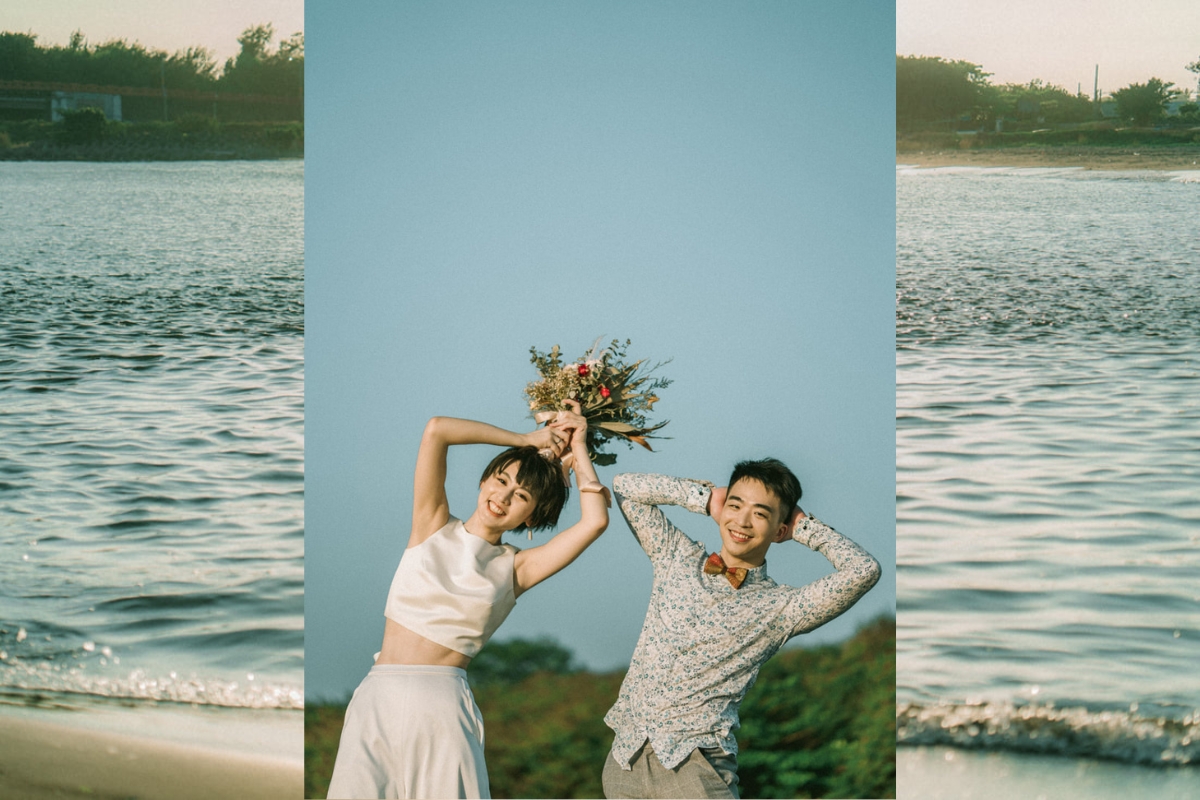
left=327, top=401, right=880, bottom=799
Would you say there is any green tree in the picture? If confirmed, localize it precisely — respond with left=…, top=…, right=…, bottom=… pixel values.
left=0, top=32, right=40, bottom=80
left=469, top=636, right=578, bottom=688
left=1176, top=102, right=1200, bottom=123
left=0, top=26, right=301, bottom=95
left=477, top=670, right=622, bottom=798
left=217, top=24, right=304, bottom=97
left=896, top=55, right=993, bottom=130
left=278, top=31, right=304, bottom=61
left=166, top=46, right=219, bottom=90
left=88, top=39, right=164, bottom=87
left=737, top=616, right=895, bottom=799
left=236, top=23, right=274, bottom=63
left=995, top=80, right=1094, bottom=125
left=1112, top=77, right=1176, bottom=125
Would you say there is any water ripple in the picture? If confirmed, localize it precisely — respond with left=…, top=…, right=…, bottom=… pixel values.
left=898, top=169, right=1200, bottom=746
left=0, top=161, right=304, bottom=707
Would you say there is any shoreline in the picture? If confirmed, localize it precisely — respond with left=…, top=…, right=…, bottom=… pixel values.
left=0, top=121, right=303, bottom=162
left=0, top=706, right=302, bottom=800
left=897, top=144, right=1200, bottom=171
left=0, top=149, right=302, bottom=162
left=899, top=746, right=1200, bottom=800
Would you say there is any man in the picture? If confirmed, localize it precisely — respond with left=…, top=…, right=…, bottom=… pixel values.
left=602, top=459, right=881, bottom=799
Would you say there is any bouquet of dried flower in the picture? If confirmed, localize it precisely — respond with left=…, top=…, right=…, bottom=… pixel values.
left=525, top=338, right=671, bottom=466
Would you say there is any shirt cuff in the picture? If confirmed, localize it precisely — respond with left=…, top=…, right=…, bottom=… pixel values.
left=792, top=515, right=832, bottom=551
left=686, top=479, right=714, bottom=516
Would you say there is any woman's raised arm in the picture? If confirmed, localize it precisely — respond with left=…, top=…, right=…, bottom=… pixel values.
left=513, top=401, right=610, bottom=595
left=411, top=417, right=565, bottom=545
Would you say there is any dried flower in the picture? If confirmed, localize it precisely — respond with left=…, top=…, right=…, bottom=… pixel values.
left=524, top=337, right=671, bottom=466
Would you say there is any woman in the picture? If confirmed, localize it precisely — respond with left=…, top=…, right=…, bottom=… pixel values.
left=327, top=399, right=609, bottom=799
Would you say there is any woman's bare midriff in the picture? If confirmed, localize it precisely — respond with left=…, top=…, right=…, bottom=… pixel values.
left=375, top=617, right=472, bottom=669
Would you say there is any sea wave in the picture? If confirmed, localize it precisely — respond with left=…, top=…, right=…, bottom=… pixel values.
left=896, top=164, right=1200, bottom=183
left=898, top=701, right=1200, bottom=767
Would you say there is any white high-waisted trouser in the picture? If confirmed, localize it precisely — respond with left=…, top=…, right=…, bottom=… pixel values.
left=326, top=665, right=489, bottom=799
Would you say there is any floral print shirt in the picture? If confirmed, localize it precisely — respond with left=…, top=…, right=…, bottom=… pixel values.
left=604, top=473, right=882, bottom=770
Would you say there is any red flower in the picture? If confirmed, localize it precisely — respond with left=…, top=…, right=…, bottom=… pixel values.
left=600, top=385, right=611, bottom=398
left=577, top=364, right=590, bottom=377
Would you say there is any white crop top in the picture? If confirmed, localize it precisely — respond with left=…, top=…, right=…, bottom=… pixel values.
left=384, top=516, right=519, bottom=657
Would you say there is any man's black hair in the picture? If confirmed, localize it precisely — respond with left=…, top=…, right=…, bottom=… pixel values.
left=727, top=457, right=802, bottom=523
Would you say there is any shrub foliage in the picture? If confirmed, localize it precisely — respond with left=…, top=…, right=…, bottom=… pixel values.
left=304, top=617, right=895, bottom=799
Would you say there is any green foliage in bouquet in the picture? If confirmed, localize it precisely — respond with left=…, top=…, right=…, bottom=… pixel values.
left=525, top=338, right=672, bottom=466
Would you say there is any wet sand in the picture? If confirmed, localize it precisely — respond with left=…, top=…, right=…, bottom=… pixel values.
left=0, top=713, right=302, bottom=800
left=898, top=746, right=1200, bottom=800
left=897, top=145, right=1200, bottom=171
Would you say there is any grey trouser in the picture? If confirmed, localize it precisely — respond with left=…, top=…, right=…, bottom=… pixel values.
left=602, top=741, right=739, bottom=799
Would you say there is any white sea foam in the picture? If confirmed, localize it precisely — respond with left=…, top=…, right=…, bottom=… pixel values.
left=898, top=701, right=1200, bottom=767
left=0, top=657, right=302, bottom=710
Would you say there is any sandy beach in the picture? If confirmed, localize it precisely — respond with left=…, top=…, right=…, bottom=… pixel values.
left=897, top=144, right=1200, bottom=170
left=899, top=746, right=1200, bottom=800
left=0, top=712, right=302, bottom=800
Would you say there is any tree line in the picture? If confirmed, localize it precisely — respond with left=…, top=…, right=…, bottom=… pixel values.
left=0, top=24, right=303, bottom=98
left=897, top=55, right=1200, bottom=131
left=305, top=617, right=896, bottom=799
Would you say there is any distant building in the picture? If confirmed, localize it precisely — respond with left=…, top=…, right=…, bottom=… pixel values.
left=51, top=91, right=122, bottom=122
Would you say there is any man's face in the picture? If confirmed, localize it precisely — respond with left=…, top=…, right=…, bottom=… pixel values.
left=716, top=478, right=786, bottom=568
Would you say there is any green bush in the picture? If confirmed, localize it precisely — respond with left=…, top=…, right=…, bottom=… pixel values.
left=175, top=113, right=219, bottom=135
left=57, top=107, right=108, bottom=144
left=897, top=126, right=1200, bottom=153
left=0, top=117, right=303, bottom=160
left=738, top=617, right=895, bottom=799
left=0, top=120, right=52, bottom=145
left=469, top=636, right=578, bottom=688
left=304, top=619, right=896, bottom=799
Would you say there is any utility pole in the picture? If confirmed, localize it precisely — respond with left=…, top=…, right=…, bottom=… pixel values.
left=1093, top=65, right=1100, bottom=118
left=161, top=58, right=168, bottom=121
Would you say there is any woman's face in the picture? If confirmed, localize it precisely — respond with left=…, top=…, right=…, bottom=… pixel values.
left=476, top=460, right=537, bottom=530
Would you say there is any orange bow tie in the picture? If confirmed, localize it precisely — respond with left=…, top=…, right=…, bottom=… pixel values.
left=703, top=552, right=748, bottom=590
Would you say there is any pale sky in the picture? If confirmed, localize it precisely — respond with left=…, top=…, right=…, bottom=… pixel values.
left=898, top=0, right=1200, bottom=98
left=0, top=0, right=303, bottom=65
left=305, top=0, right=896, bottom=700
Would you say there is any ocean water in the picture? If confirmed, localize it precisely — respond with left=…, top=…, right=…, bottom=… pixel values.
left=896, top=166, right=1200, bottom=769
left=0, top=161, right=303, bottom=716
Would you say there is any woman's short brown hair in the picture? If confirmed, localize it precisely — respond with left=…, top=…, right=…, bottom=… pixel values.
left=480, top=446, right=568, bottom=531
